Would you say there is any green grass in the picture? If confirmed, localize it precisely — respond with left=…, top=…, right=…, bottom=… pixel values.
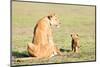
left=12, top=1, right=96, bottom=66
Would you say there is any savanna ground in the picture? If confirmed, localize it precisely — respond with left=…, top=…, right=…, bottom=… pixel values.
left=12, top=1, right=96, bottom=66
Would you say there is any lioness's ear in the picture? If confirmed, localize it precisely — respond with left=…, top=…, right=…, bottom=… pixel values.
left=48, top=15, right=52, bottom=20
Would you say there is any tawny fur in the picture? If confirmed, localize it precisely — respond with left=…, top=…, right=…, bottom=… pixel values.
left=71, top=33, right=80, bottom=53
left=27, top=14, right=62, bottom=58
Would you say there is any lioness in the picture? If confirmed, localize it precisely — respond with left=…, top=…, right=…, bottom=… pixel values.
left=27, top=14, right=62, bottom=58
left=71, top=32, right=80, bottom=53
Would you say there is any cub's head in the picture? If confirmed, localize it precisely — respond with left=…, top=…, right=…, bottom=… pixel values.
left=71, top=32, right=79, bottom=39
left=47, top=13, right=61, bottom=28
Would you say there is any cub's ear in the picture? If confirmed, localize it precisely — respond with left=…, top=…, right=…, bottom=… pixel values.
left=76, top=33, right=79, bottom=36
left=48, top=15, right=52, bottom=20
left=70, top=34, right=72, bottom=37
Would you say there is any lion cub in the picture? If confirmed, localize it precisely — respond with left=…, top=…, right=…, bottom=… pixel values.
left=71, top=33, right=80, bottom=53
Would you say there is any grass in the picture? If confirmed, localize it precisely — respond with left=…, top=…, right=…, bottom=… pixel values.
left=12, top=1, right=96, bottom=66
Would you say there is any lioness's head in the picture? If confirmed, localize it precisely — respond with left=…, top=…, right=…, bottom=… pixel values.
left=47, top=14, right=61, bottom=28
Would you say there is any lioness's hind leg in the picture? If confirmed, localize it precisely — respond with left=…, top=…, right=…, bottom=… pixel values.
left=27, top=43, right=35, bottom=50
left=27, top=43, right=35, bottom=57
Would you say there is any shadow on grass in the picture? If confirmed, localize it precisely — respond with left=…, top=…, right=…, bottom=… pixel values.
left=12, top=51, right=29, bottom=58
left=12, top=48, right=72, bottom=58
left=60, top=48, right=71, bottom=52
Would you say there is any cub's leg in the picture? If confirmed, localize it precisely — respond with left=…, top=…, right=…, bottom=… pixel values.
left=75, top=46, right=80, bottom=53
left=72, top=43, right=74, bottom=51
left=74, top=46, right=76, bottom=52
